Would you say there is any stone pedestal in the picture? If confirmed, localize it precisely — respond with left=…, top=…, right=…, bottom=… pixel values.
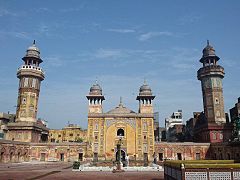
left=6, top=121, right=49, bottom=143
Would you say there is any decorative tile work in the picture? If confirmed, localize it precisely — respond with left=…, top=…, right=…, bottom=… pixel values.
left=233, top=171, right=240, bottom=180
left=209, top=172, right=231, bottom=180
left=105, top=119, right=136, bottom=129
left=185, top=172, right=207, bottom=180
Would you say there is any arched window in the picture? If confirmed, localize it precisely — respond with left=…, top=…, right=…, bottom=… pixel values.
left=117, top=128, right=124, bottom=137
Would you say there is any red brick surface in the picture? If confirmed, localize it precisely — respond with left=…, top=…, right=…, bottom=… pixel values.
left=0, top=162, right=164, bottom=180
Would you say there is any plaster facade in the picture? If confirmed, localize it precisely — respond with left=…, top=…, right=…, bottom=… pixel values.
left=49, top=124, right=87, bottom=143
left=86, top=82, right=155, bottom=162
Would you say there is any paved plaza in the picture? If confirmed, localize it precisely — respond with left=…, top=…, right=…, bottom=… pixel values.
left=0, top=162, right=164, bottom=180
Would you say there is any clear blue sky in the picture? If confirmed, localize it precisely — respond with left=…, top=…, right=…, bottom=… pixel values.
left=0, top=0, right=239, bottom=129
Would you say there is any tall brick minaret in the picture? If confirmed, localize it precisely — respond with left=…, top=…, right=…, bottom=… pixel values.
left=195, top=41, right=233, bottom=143
left=197, top=40, right=226, bottom=123
left=16, top=40, right=45, bottom=122
left=6, top=41, right=48, bottom=143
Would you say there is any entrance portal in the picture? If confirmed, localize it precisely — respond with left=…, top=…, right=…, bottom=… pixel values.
left=60, top=153, right=64, bottom=161
left=40, top=153, right=46, bottom=161
left=177, top=153, right=182, bottom=160
left=116, top=150, right=126, bottom=162
left=79, top=153, right=83, bottom=161
left=93, top=153, right=98, bottom=162
left=144, top=153, right=148, bottom=166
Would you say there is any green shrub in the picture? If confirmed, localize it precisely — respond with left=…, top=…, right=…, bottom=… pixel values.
left=164, top=160, right=240, bottom=169
left=73, top=161, right=81, bottom=169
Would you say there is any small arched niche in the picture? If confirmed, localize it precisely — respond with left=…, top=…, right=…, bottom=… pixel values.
left=117, top=128, right=124, bottom=137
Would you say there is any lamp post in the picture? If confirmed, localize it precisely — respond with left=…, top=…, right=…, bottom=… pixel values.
left=117, top=137, right=122, bottom=169
left=114, top=137, right=124, bottom=172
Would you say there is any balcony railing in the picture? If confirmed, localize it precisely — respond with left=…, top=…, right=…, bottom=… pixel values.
left=17, top=65, right=44, bottom=74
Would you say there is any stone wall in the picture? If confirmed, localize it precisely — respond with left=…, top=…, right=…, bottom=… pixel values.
left=29, top=142, right=87, bottom=162
left=0, top=140, right=30, bottom=163
left=0, top=140, right=87, bottom=163
left=1, top=139, right=240, bottom=163
left=155, top=142, right=211, bottom=161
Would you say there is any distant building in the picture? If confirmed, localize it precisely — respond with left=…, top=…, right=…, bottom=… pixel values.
left=0, top=113, right=15, bottom=139
left=167, top=124, right=185, bottom=142
left=158, top=127, right=166, bottom=141
left=230, top=97, right=240, bottom=141
left=49, top=124, right=87, bottom=143
left=185, top=112, right=200, bottom=141
left=165, top=110, right=183, bottom=141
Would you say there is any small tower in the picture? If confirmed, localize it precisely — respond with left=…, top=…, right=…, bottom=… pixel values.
left=6, top=41, right=48, bottom=143
left=86, top=82, right=105, bottom=113
left=197, top=40, right=225, bottom=123
left=16, top=40, right=45, bottom=122
left=136, top=81, right=155, bottom=113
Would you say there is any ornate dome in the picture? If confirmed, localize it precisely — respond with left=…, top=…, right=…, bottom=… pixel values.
left=202, top=40, right=216, bottom=58
left=139, top=81, right=152, bottom=96
left=23, top=40, right=41, bottom=60
left=89, top=83, right=102, bottom=95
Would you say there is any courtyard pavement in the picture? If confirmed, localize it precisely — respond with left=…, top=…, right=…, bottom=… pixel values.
left=0, top=162, right=164, bottom=180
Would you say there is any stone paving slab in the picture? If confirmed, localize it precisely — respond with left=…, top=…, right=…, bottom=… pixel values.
left=41, top=171, right=164, bottom=180
left=0, top=162, right=164, bottom=180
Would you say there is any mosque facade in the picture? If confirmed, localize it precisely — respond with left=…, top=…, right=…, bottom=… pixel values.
left=0, top=41, right=240, bottom=163
left=86, top=82, right=155, bottom=162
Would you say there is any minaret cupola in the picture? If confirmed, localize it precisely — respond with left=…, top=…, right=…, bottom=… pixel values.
left=136, top=80, right=155, bottom=113
left=87, top=81, right=105, bottom=113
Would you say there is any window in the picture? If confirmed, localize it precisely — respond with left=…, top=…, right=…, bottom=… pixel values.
left=22, top=98, right=27, bottom=104
left=159, top=153, right=163, bottom=161
left=58, top=134, right=61, bottom=137
left=95, top=136, right=98, bottom=140
left=144, top=135, right=147, bottom=140
left=117, top=128, right=124, bottom=136
left=177, top=153, right=182, bottom=160
left=196, top=153, right=200, bottom=160
left=215, top=98, right=219, bottom=105
left=69, top=133, right=73, bottom=137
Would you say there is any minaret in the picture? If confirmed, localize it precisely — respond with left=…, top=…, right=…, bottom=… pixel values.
left=16, top=40, right=45, bottom=122
left=86, top=82, right=105, bottom=113
left=136, top=80, right=155, bottom=113
left=86, top=82, right=105, bottom=159
left=194, top=41, right=233, bottom=143
left=6, top=41, right=48, bottom=143
left=197, top=40, right=226, bottom=123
